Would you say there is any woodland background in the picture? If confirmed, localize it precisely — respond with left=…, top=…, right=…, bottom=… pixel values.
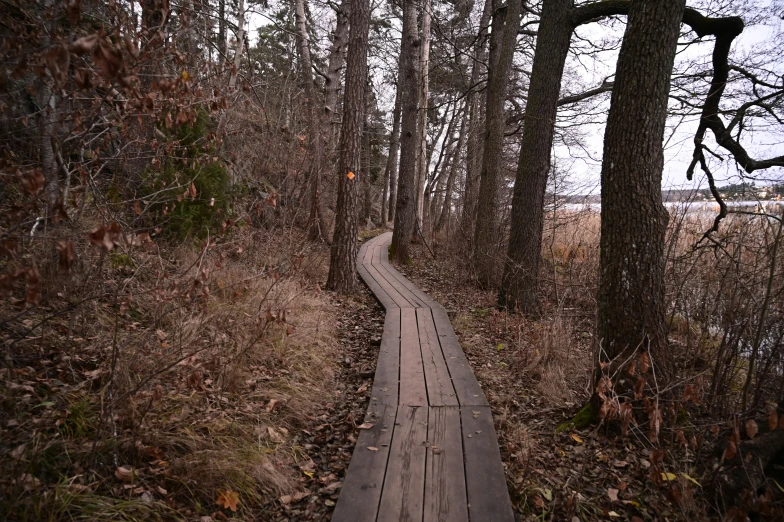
left=1, top=0, right=784, bottom=520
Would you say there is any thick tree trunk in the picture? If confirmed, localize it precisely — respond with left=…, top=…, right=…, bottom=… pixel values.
left=597, top=0, right=685, bottom=377
left=472, top=0, right=522, bottom=287
left=461, top=0, right=494, bottom=238
left=382, top=91, right=402, bottom=225
left=326, top=0, right=370, bottom=294
left=390, top=0, right=421, bottom=263
left=499, top=0, right=573, bottom=313
left=414, top=0, right=431, bottom=230
left=293, top=0, right=326, bottom=240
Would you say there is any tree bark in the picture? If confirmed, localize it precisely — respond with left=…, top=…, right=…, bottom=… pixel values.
left=414, top=0, right=432, bottom=230
left=437, top=105, right=468, bottom=233
left=293, top=0, right=326, bottom=240
left=390, top=0, right=421, bottom=263
left=326, top=0, right=371, bottom=293
left=597, top=0, right=685, bottom=378
left=499, top=0, right=573, bottom=313
left=472, top=0, right=522, bottom=287
left=218, top=0, right=226, bottom=64
left=382, top=89, right=402, bottom=225
left=460, top=0, right=494, bottom=238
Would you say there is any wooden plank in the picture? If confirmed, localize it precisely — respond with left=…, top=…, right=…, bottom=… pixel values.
left=430, top=308, right=488, bottom=406
left=374, top=234, right=444, bottom=310
left=358, top=264, right=397, bottom=310
left=424, top=407, right=468, bottom=522
left=398, top=308, right=427, bottom=406
left=332, top=405, right=398, bottom=522
left=417, top=309, right=458, bottom=406
left=369, top=243, right=416, bottom=308
left=369, top=308, right=400, bottom=408
left=371, top=240, right=428, bottom=308
left=377, top=405, right=428, bottom=522
left=460, top=406, right=514, bottom=522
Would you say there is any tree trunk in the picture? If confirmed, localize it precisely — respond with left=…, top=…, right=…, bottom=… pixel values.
left=461, top=0, right=494, bottom=238
left=390, top=0, right=421, bottom=263
left=472, top=0, right=522, bottom=287
left=499, top=0, right=573, bottom=313
left=597, top=0, right=685, bottom=379
left=437, top=105, right=468, bottom=233
left=414, top=0, right=431, bottom=230
left=383, top=85, right=403, bottom=224
left=327, top=0, right=371, bottom=294
left=322, top=0, right=351, bottom=149
left=218, top=0, right=226, bottom=64
left=293, top=0, right=326, bottom=240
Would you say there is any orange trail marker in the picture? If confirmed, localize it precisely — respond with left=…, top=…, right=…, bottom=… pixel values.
left=347, top=171, right=355, bottom=180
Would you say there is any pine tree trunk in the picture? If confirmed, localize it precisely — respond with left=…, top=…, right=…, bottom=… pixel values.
left=597, top=0, right=685, bottom=378
left=326, top=0, right=370, bottom=294
left=472, top=0, right=522, bottom=287
left=500, top=0, right=573, bottom=313
left=391, top=0, right=421, bottom=263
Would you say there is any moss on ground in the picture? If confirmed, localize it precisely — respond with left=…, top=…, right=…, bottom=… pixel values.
left=556, top=401, right=598, bottom=432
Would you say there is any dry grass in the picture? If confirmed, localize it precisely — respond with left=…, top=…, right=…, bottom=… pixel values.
left=0, top=225, right=340, bottom=520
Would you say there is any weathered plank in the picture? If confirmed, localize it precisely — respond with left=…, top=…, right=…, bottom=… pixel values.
left=377, top=405, right=428, bottom=522
left=332, top=404, right=398, bottom=522
left=369, top=243, right=417, bottom=308
left=460, top=406, right=514, bottom=522
left=363, top=244, right=414, bottom=308
left=372, top=242, right=428, bottom=308
left=417, top=309, right=458, bottom=407
left=431, top=307, right=488, bottom=406
left=398, top=308, right=427, bottom=406
left=374, top=234, right=443, bottom=310
left=369, top=308, right=400, bottom=408
left=425, top=406, right=468, bottom=521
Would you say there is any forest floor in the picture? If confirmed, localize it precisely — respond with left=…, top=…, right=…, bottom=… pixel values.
left=0, top=226, right=386, bottom=521
left=397, top=240, right=719, bottom=522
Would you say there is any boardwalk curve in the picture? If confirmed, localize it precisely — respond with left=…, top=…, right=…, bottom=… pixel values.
left=332, top=232, right=514, bottom=522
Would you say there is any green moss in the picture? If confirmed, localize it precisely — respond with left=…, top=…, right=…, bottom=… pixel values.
left=556, top=402, right=598, bottom=432
left=109, top=253, right=135, bottom=270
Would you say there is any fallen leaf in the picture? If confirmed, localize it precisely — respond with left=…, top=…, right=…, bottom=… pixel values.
left=607, top=488, right=619, bottom=502
left=570, top=433, right=583, bottom=444
left=745, top=419, right=758, bottom=439
left=217, top=489, right=239, bottom=512
left=266, top=399, right=278, bottom=413
left=681, top=473, right=701, bottom=486
left=770, top=410, right=779, bottom=431
left=608, top=511, right=621, bottom=518
left=367, top=446, right=379, bottom=451
left=115, top=466, right=134, bottom=483
left=357, top=422, right=374, bottom=430
left=660, top=472, right=678, bottom=482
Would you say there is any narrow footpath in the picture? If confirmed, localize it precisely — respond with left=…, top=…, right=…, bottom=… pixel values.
left=332, top=232, right=514, bottom=522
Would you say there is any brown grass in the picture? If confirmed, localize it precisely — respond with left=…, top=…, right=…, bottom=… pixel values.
left=0, top=225, right=340, bottom=520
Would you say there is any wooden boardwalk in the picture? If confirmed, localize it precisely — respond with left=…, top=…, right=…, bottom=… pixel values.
left=333, top=232, right=514, bottom=522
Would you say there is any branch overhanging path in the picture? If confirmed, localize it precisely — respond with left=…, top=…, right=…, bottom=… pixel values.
left=332, top=232, right=514, bottom=522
